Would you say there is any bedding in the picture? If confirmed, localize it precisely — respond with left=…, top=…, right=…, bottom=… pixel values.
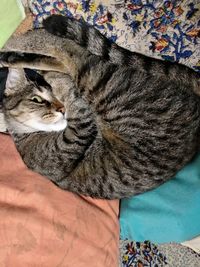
left=120, top=239, right=200, bottom=267
left=0, top=131, right=198, bottom=267
left=0, top=0, right=25, bottom=48
left=0, top=0, right=200, bottom=266
left=120, top=153, right=200, bottom=243
left=0, top=133, right=119, bottom=267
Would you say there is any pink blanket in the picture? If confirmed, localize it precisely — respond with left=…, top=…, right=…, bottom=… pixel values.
left=0, top=133, right=119, bottom=267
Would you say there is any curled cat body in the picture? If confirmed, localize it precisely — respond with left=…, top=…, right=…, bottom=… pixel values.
left=2, top=15, right=200, bottom=199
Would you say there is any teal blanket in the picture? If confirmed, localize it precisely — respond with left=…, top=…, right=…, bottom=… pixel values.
left=120, top=153, right=200, bottom=243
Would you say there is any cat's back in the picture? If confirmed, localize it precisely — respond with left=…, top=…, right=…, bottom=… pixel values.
left=89, top=62, right=200, bottom=178
left=94, top=63, right=200, bottom=139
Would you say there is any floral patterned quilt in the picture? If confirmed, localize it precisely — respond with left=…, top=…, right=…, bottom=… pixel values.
left=29, top=0, right=200, bottom=72
left=119, top=240, right=200, bottom=267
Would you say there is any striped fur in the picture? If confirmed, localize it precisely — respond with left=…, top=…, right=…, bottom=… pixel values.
left=3, top=15, right=200, bottom=199
left=44, top=15, right=200, bottom=95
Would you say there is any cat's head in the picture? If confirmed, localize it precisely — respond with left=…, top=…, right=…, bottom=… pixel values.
left=3, top=68, right=67, bottom=134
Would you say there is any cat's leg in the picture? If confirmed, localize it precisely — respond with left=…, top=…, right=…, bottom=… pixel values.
left=42, top=72, right=99, bottom=172
left=0, top=27, right=88, bottom=78
left=0, top=51, right=66, bottom=72
left=43, top=71, right=77, bottom=104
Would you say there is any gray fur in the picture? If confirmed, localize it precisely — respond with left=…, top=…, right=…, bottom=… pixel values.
left=2, top=15, right=200, bottom=199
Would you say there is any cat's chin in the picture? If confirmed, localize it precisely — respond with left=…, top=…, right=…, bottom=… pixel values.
left=7, top=118, right=67, bottom=134
left=32, top=118, right=68, bottom=132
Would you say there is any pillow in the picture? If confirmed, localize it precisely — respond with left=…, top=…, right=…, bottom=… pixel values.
left=120, top=153, right=200, bottom=243
left=0, top=134, right=119, bottom=266
left=0, top=0, right=25, bottom=48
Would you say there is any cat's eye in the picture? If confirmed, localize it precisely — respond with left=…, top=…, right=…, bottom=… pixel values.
left=31, top=96, right=44, bottom=104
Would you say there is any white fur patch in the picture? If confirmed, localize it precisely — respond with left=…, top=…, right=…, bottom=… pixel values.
left=8, top=113, right=67, bottom=134
left=25, top=117, right=67, bottom=132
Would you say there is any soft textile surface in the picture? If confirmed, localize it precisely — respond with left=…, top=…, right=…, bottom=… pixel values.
left=0, top=133, right=119, bottom=267
left=183, top=236, right=200, bottom=254
left=120, top=240, right=200, bottom=267
left=120, top=153, right=200, bottom=243
left=0, top=1, right=200, bottom=264
left=29, top=0, right=200, bottom=72
left=0, top=0, right=25, bottom=48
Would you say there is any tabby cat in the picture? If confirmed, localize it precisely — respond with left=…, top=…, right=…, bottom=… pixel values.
left=2, top=15, right=200, bottom=199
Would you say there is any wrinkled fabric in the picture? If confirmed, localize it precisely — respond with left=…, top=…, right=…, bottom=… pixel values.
left=120, top=153, right=200, bottom=243
left=120, top=239, right=200, bottom=267
left=0, top=134, right=119, bottom=267
left=29, top=0, right=200, bottom=72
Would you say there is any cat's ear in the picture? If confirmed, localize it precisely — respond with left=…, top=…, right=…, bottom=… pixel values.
left=5, top=68, right=27, bottom=96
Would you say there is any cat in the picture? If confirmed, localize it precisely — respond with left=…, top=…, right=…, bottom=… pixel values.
left=2, top=15, right=200, bottom=199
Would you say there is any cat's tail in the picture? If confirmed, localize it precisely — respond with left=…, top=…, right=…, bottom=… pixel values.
left=43, top=14, right=114, bottom=60
left=43, top=15, right=200, bottom=96
left=43, top=15, right=141, bottom=65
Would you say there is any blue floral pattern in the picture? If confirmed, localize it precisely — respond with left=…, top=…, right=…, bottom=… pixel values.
left=120, top=239, right=200, bottom=267
left=121, top=240, right=167, bottom=267
left=29, top=0, right=200, bottom=72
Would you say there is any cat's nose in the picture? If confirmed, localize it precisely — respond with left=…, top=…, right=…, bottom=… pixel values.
left=57, top=106, right=65, bottom=115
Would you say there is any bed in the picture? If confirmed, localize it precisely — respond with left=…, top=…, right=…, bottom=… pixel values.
left=0, top=1, right=200, bottom=266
